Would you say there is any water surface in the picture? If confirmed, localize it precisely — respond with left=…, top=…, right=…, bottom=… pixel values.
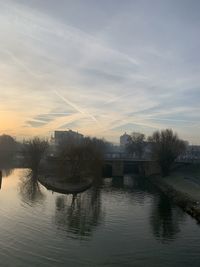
left=0, top=169, right=200, bottom=267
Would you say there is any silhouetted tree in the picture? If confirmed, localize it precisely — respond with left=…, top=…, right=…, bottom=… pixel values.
left=126, top=132, right=146, bottom=158
left=0, top=134, right=17, bottom=162
left=58, top=136, right=109, bottom=182
left=22, top=137, right=49, bottom=173
left=148, top=129, right=186, bottom=176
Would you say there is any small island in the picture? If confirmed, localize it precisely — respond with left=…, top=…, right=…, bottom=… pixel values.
left=21, top=133, right=106, bottom=195
left=38, top=175, right=92, bottom=194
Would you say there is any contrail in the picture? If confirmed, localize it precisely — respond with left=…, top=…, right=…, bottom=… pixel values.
left=102, top=92, right=134, bottom=106
left=144, top=117, right=198, bottom=123
left=53, top=90, right=98, bottom=123
left=0, top=48, right=43, bottom=79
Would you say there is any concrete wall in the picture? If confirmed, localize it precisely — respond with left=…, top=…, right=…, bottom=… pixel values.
left=139, top=161, right=160, bottom=177
left=112, top=161, right=124, bottom=177
left=104, top=160, right=160, bottom=177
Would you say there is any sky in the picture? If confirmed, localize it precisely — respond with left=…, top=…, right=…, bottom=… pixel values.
left=0, top=0, right=200, bottom=144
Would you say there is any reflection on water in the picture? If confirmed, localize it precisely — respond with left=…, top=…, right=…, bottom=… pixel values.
left=19, top=171, right=45, bottom=205
left=0, top=159, right=14, bottom=190
left=123, top=175, right=187, bottom=243
left=150, top=194, right=186, bottom=243
left=0, top=159, right=14, bottom=178
left=0, top=169, right=200, bottom=267
left=17, top=172, right=188, bottom=243
left=0, top=170, right=2, bottom=189
left=55, top=187, right=104, bottom=239
left=2, top=168, right=13, bottom=177
left=0, top=167, right=14, bottom=190
left=109, top=175, right=187, bottom=243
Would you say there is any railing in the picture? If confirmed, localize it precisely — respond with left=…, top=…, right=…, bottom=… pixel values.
left=104, top=153, right=148, bottom=161
left=104, top=152, right=200, bottom=162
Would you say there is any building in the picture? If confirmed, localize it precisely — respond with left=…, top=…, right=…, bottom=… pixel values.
left=120, top=132, right=130, bottom=147
left=48, top=130, right=84, bottom=156
left=180, top=145, right=200, bottom=160
left=54, top=130, right=84, bottom=146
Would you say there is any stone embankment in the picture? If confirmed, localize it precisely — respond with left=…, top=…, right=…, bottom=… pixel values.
left=38, top=176, right=92, bottom=194
left=148, top=175, right=200, bottom=223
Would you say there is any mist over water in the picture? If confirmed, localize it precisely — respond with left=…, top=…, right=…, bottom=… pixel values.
left=0, top=169, right=200, bottom=266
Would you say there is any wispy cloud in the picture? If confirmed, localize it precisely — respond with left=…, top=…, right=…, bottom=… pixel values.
left=0, top=0, right=199, bottom=143
left=0, top=47, right=44, bottom=79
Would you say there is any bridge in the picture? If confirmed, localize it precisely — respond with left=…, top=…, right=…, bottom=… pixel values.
left=103, top=152, right=200, bottom=177
left=104, top=153, right=154, bottom=177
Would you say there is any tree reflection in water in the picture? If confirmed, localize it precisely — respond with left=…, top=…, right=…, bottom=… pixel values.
left=19, top=171, right=45, bottom=205
left=54, top=187, right=104, bottom=240
left=124, top=175, right=186, bottom=243
left=0, top=166, right=13, bottom=190
left=2, top=168, right=13, bottom=177
left=0, top=170, right=2, bottom=190
left=150, top=194, right=186, bottom=243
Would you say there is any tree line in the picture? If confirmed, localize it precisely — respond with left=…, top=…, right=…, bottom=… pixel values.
left=0, top=128, right=187, bottom=178
left=126, top=129, right=186, bottom=176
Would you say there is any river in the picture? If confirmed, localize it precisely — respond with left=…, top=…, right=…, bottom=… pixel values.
left=0, top=169, right=200, bottom=267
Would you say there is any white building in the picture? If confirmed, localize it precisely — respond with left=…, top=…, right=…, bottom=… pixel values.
left=120, top=132, right=130, bottom=147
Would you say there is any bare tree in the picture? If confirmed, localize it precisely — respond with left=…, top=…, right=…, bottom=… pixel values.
left=58, top=136, right=109, bottom=182
left=126, top=132, right=146, bottom=158
left=148, top=129, right=186, bottom=176
left=22, top=137, right=49, bottom=173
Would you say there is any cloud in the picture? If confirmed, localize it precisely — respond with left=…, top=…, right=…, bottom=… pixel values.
left=0, top=0, right=199, bottom=143
left=34, top=112, right=73, bottom=123
left=26, top=120, right=47, bottom=128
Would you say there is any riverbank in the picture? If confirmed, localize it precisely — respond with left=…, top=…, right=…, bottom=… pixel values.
left=38, top=176, right=92, bottom=194
left=148, top=164, right=200, bottom=222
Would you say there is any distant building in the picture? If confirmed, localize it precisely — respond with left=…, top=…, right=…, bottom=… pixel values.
left=54, top=130, right=84, bottom=146
left=48, top=130, right=84, bottom=156
left=181, top=145, right=200, bottom=160
left=120, top=132, right=130, bottom=147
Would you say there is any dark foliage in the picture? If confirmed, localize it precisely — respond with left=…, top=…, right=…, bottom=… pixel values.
left=58, top=136, right=110, bottom=182
left=0, top=134, right=17, bottom=162
left=126, top=132, right=146, bottom=158
left=148, top=129, right=186, bottom=176
left=22, top=137, right=49, bottom=172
